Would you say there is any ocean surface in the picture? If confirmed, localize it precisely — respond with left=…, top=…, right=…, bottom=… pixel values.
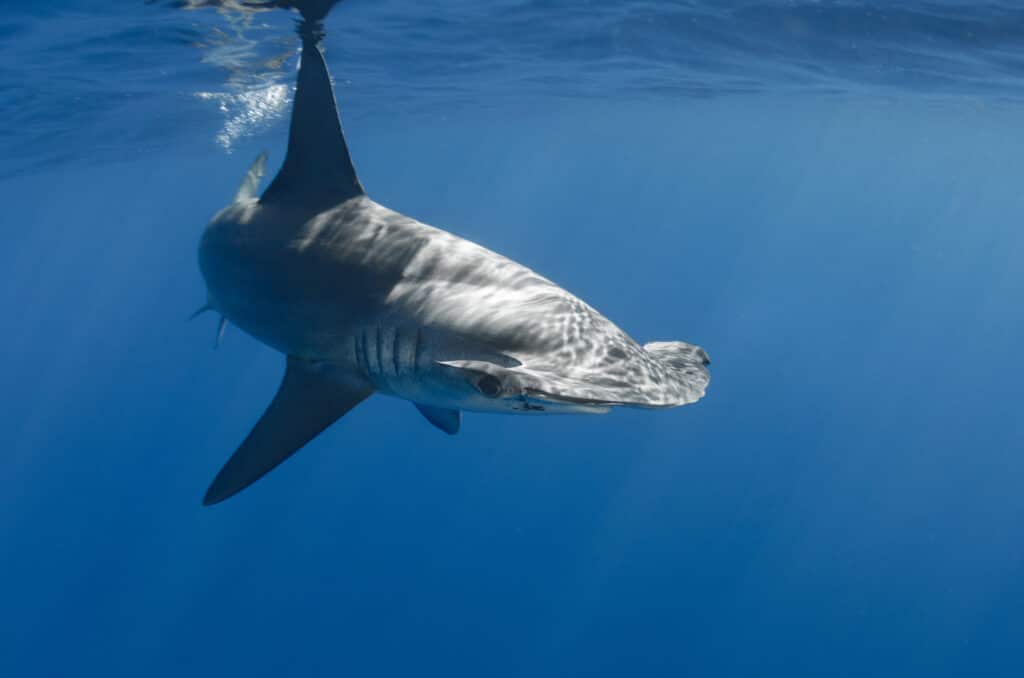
left=3, top=1, right=1024, bottom=676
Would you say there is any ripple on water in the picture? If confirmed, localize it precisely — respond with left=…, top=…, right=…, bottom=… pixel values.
left=4, top=1, right=1024, bottom=176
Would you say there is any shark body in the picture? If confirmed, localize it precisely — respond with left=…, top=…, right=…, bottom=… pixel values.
left=197, top=7, right=710, bottom=505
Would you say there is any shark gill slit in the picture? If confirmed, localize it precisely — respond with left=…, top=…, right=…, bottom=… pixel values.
left=392, top=328, right=402, bottom=377
left=375, top=325, right=384, bottom=377
left=362, top=327, right=372, bottom=377
left=413, top=328, right=423, bottom=376
left=354, top=330, right=366, bottom=376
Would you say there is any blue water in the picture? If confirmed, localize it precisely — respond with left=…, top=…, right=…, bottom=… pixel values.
left=3, top=2, right=1024, bottom=676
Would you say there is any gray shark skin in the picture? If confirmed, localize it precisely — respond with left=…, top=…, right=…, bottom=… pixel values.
left=197, top=4, right=710, bottom=505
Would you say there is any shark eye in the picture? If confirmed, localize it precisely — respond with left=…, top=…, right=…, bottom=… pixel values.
left=476, top=374, right=502, bottom=398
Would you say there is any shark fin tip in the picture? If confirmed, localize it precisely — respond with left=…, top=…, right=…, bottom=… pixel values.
left=215, top=316, right=228, bottom=348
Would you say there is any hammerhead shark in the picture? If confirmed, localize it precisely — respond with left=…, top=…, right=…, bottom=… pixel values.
left=196, top=0, right=710, bottom=505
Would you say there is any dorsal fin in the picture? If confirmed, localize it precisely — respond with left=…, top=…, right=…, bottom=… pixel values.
left=260, top=28, right=364, bottom=210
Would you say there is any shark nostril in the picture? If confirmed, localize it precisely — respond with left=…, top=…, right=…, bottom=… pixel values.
left=477, top=374, right=502, bottom=398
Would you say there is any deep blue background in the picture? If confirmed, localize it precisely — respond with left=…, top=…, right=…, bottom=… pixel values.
left=3, top=2, right=1024, bottom=676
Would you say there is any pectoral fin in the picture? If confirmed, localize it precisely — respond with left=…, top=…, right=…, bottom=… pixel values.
left=203, top=357, right=373, bottom=505
left=414, top=403, right=461, bottom=435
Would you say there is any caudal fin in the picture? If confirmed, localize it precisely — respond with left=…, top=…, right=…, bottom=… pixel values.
left=643, top=341, right=711, bottom=406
